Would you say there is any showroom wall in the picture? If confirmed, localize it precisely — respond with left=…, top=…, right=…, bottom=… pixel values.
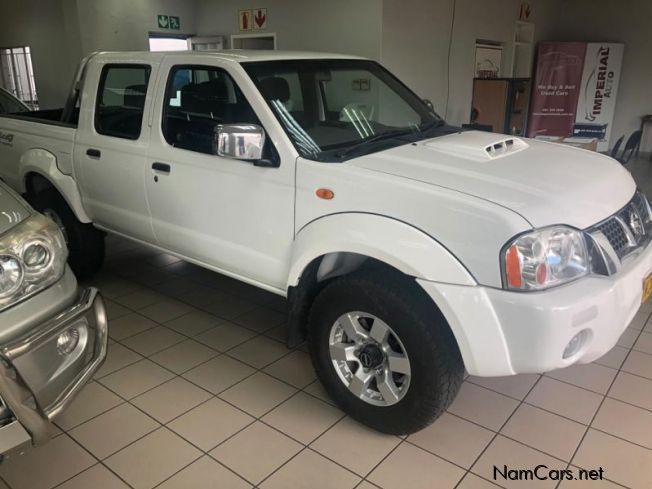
left=194, top=0, right=382, bottom=60
left=555, top=0, right=652, bottom=151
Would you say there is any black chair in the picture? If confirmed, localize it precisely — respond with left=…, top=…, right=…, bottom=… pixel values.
left=618, top=130, right=642, bottom=165
left=610, top=135, right=624, bottom=159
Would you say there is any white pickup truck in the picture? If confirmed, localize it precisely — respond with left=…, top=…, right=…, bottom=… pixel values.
left=0, top=50, right=649, bottom=434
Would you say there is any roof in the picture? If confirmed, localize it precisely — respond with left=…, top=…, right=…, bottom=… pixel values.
left=93, top=50, right=366, bottom=63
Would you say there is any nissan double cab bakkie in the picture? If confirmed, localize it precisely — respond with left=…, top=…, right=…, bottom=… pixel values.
left=0, top=50, right=648, bottom=434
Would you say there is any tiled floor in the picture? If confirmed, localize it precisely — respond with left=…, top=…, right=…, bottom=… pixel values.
left=1, top=158, right=652, bottom=488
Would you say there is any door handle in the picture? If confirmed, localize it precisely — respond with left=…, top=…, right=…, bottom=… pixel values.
left=152, top=162, right=171, bottom=174
left=86, top=148, right=101, bottom=158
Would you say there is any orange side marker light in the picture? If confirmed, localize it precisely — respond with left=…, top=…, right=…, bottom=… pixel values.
left=316, top=188, right=335, bottom=200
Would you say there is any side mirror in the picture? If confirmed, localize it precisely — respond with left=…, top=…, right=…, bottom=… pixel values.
left=215, top=124, right=265, bottom=161
left=423, top=99, right=435, bottom=111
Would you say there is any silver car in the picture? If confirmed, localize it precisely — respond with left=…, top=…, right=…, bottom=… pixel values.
left=0, top=182, right=107, bottom=457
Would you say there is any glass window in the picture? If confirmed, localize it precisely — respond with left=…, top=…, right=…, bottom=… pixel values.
left=162, top=65, right=261, bottom=155
left=0, top=89, right=29, bottom=114
left=244, top=59, right=444, bottom=161
left=95, top=64, right=151, bottom=140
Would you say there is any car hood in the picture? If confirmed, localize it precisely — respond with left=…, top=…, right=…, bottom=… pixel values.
left=348, top=131, right=636, bottom=229
left=0, top=183, right=31, bottom=235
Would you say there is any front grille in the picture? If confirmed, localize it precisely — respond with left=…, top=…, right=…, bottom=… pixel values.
left=589, top=193, right=650, bottom=259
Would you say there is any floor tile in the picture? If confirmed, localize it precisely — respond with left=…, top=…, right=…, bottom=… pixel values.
left=558, top=472, right=623, bottom=488
left=500, top=404, right=585, bottom=461
left=617, top=327, right=639, bottom=349
left=177, top=284, right=226, bottom=309
left=148, top=252, right=181, bottom=267
left=633, top=330, right=652, bottom=354
left=592, top=397, right=652, bottom=449
left=263, top=350, right=317, bottom=388
left=628, top=309, right=650, bottom=331
left=227, top=336, right=290, bottom=368
left=194, top=323, right=256, bottom=352
left=120, top=326, right=185, bottom=356
left=139, top=298, right=193, bottom=323
left=104, top=299, right=131, bottom=320
left=545, top=363, right=617, bottom=394
left=573, top=429, right=652, bottom=489
left=108, top=313, right=159, bottom=341
left=259, top=448, right=360, bottom=489
left=472, top=435, right=567, bottom=488
left=368, top=442, right=464, bottom=489
left=69, top=403, right=159, bottom=459
left=132, top=377, right=212, bottom=423
left=55, top=464, right=130, bottom=489
left=594, top=345, right=629, bottom=369
left=456, top=473, right=502, bottom=488
left=168, top=398, right=254, bottom=451
left=54, top=381, right=122, bottom=431
left=114, top=289, right=166, bottom=310
left=157, top=456, right=251, bottom=489
left=105, top=428, right=201, bottom=489
left=621, top=350, right=652, bottom=379
left=150, top=339, right=219, bottom=374
left=232, top=306, right=286, bottom=332
left=210, top=421, right=302, bottom=485
left=219, top=372, right=297, bottom=417
left=182, top=355, right=255, bottom=394
left=447, top=382, right=519, bottom=431
left=201, top=295, right=257, bottom=321
left=407, top=412, right=494, bottom=468
left=99, top=359, right=175, bottom=399
left=94, top=342, right=143, bottom=379
left=0, top=434, right=95, bottom=489
left=264, top=324, right=288, bottom=342
left=467, top=374, right=540, bottom=400
left=303, top=379, right=336, bottom=405
left=608, top=370, right=652, bottom=410
left=525, top=376, right=603, bottom=424
left=164, top=310, right=222, bottom=337
left=311, top=417, right=401, bottom=476
left=262, top=392, right=344, bottom=444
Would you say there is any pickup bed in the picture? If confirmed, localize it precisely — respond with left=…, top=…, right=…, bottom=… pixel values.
left=0, top=50, right=648, bottom=434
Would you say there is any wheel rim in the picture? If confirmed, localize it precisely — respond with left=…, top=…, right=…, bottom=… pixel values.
left=43, top=209, right=68, bottom=244
left=328, top=311, right=411, bottom=406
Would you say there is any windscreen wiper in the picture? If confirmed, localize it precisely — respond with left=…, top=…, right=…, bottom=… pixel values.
left=336, top=128, right=418, bottom=159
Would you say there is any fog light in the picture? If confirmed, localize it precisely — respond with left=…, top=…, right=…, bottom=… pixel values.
left=563, top=329, right=591, bottom=359
left=57, top=328, right=80, bottom=355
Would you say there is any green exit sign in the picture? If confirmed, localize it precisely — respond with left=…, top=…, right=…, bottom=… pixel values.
left=157, top=14, right=180, bottom=30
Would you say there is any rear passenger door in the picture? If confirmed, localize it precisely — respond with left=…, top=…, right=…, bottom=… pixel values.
left=74, top=62, right=156, bottom=243
left=146, top=58, right=296, bottom=291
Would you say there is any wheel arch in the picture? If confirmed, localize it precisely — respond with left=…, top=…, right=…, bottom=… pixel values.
left=20, top=149, right=91, bottom=223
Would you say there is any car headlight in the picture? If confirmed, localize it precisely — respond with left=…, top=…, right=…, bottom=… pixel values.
left=502, top=226, right=589, bottom=291
left=0, top=214, right=67, bottom=310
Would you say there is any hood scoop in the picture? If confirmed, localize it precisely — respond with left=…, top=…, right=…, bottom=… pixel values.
left=422, top=131, right=529, bottom=162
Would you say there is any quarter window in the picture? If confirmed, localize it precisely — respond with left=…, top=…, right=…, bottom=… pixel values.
left=162, top=65, right=261, bottom=155
left=95, top=64, right=151, bottom=140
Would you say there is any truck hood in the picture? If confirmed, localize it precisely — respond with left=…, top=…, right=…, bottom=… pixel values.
left=0, top=182, right=31, bottom=235
left=347, top=131, right=636, bottom=229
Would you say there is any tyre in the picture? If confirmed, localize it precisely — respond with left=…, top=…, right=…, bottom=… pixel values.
left=30, top=188, right=105, bottom=279
left=308, top=270, right=464, bottom=435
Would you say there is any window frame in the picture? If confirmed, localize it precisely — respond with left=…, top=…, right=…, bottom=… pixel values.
left=94, top=63, right=152, bottom=141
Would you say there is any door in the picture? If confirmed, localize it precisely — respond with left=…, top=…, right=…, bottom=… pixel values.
left=74, top=62, right=156, bottom=242
left=146, top=59, right=295, bottom=290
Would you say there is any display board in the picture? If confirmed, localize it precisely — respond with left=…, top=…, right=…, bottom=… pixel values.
left=527, top=42, right=623, bottom=151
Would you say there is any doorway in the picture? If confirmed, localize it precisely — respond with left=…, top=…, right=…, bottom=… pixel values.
left=149, top=36, right=188, bottom=52
left=230, top=33, right=276, bottom=50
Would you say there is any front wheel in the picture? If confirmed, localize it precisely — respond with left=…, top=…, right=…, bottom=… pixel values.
left=30, top=188, right=105, bottom=279
left=308, top=271, right=464, bottom=435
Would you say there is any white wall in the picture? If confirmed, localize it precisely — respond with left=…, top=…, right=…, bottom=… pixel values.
left=381, top=0, right=561, bottom=125
left=195, top=0, right=383, bottom=60
left=555, top=0, right=652, bottom=151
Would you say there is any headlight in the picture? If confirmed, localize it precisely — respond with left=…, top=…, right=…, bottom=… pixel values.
left=502, top=226, right=589, bottom=291
left=0, top=214, right=67, bottom=310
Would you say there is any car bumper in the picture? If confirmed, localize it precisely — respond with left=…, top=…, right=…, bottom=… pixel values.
left=0, top=286, right=108, bottom=455
left=417, top=240, right=652, bottom=377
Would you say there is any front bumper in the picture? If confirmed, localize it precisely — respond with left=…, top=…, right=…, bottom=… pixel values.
left=0, top=287, right=108, bottom=454
left=418, top=240, right=652, bottom=377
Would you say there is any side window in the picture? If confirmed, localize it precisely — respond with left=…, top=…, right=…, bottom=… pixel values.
left=163, top=65, right=261, bottom=155
left=95, top=64, right=151, bottom=140
left=0, top=90, right=27, bottom=114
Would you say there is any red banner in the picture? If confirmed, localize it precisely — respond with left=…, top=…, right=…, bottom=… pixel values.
left=527, top=42, right=587, bottom=138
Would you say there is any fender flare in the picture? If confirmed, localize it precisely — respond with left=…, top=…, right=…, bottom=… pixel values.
left=19, top=148, right=91, bottom=223
left=286, top=213, right=476, bottom=288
